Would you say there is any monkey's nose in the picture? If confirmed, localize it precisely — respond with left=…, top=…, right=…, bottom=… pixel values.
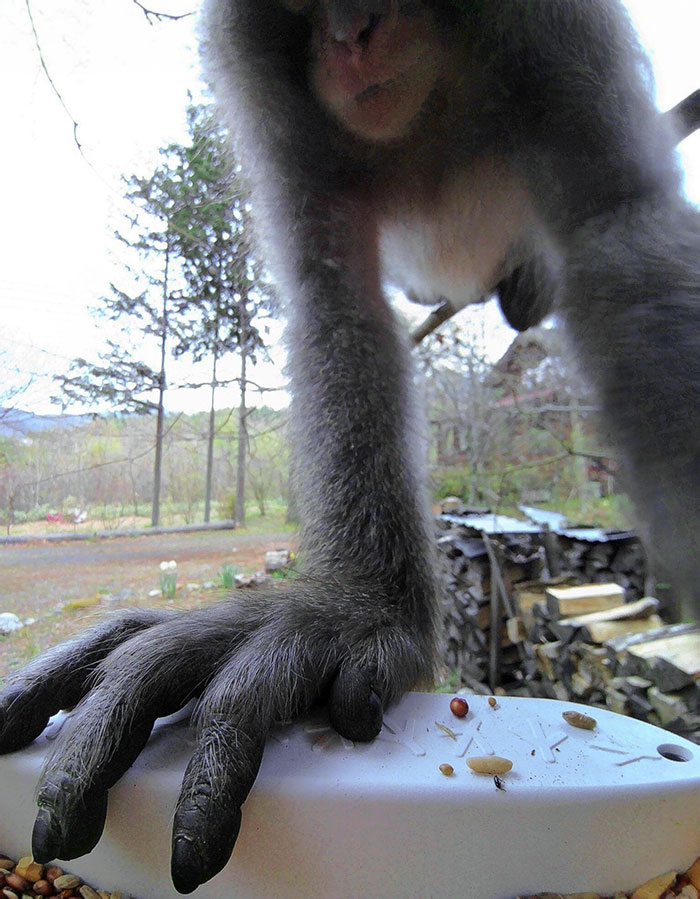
left=333, top=12, right=382, bottom=47
left=329, top=0, right=390, bottom=46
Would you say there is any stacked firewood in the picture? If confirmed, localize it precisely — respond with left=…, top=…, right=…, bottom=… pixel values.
left=552, top=535, right=647, bottom=601
left=436, top=516, right=700, bottom=743
left=436, top=519, right=543, bottom=691
left=522, top=583, right=700, bottom=743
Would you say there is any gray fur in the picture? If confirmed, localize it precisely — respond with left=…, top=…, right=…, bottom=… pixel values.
left=0, top=2, right=698, bottom=892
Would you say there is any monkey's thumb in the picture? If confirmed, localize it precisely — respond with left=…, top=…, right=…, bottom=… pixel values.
left=328, top=667, right=383, bottom=742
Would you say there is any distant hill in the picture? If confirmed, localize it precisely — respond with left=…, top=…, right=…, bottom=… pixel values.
left=0, top=407, right=94, bottom=438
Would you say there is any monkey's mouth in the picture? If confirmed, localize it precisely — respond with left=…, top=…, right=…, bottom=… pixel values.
left=355, top=79, right=396, bottom=103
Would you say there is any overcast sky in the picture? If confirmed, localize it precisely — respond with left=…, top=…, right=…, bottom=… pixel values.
left=1, top=0, right=698, bottom=415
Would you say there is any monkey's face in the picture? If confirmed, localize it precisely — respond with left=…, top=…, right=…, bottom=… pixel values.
left=285, top=2, right=448, bottom=143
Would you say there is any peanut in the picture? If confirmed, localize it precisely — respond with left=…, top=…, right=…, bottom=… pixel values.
left=467, top=755, right=513, bottom=775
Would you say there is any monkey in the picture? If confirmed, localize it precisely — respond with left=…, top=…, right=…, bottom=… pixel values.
left=1, top=1, right=698, bottom=893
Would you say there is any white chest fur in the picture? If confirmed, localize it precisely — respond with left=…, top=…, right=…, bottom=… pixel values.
left=379, top=160, right=536, bottom=309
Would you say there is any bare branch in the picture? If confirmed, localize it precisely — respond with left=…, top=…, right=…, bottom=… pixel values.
left=10, top=413, right=183, bottom=495
left=666, top=88, right=700, bottom=143
left=25, top=0, right=85, bottom=158
left=131, top=1, right=196, bottom=23
left=410, top=299, right=457, bottom=344
left=173, top=376, right=288, bottom=394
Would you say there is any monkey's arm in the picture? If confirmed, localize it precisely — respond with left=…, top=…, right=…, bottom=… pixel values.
left=561, top=200, right=700, bottom=603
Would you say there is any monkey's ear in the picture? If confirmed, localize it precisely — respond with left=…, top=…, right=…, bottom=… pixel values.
left=496, top=262, right=557, bottom=332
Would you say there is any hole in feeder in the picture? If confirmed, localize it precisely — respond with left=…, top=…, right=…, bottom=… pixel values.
left=657, top=743, right=693, bottom=762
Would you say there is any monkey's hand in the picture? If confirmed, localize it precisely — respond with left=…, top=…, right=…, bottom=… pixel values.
left=0, top=587, right=433, bottom=893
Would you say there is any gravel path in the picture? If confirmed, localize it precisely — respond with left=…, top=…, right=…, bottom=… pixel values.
left=0, top=528, right=296, bottom=676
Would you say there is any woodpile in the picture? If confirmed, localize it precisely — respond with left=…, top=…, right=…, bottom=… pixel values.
left=436, top=515, right=700, bottom=744
left=436, top=520, right=543, bottom=691
left=553, top=534, right=647, bottom=600
left=523, top=584, right=700, bottom=743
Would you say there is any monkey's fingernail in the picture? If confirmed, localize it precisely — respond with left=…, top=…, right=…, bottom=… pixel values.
left=32, top=808, right=62, bottom=863
left=171, top=836, right=205, bottom=894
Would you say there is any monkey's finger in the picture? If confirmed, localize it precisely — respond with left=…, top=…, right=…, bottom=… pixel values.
left=171, top=721, right=265, bottom=894
left=33, top=779, right=109, bottom=863
left=328, top=666, right=383, bottom=742
left=0, top=609, right=173, bottom=753
left=170, top=624, right=332, bottom=892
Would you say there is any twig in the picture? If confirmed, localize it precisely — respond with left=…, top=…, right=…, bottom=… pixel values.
left=131, top=1, right=196, bottom=23
left=410, top=300, right=457, bottom=344
left=25, top=0, right=84, bottom=159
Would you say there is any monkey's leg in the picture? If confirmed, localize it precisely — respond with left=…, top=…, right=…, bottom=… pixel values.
left=561, top=199, right=700, bottom=605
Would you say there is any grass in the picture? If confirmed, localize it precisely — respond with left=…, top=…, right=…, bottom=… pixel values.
left=218, top=563, right=240, bottom=589
left=62, top=597, right=101, bottom=611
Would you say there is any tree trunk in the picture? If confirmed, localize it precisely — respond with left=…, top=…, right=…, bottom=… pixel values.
left=234, top=295, right=248, bottom=526
left=204, top=349, right=218, bottom=523
left=569, top=397, right=589, bottom=509
left=151, top=241, right=170, bottom=528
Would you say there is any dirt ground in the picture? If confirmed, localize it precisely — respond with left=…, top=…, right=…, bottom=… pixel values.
left=0, top=528, right=297, bottom=677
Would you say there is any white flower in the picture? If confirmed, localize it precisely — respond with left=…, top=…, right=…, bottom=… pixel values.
left=159, top=561, right=168, bottom=571
left=168, top=560, right=177, bottom=569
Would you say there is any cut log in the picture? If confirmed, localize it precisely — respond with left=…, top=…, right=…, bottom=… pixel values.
left=553, top=597, right=659, bottom=628
left=647, top=685, right=700, bottom=726
left=546, top=583, right=626, bottom=618
left=506, top=616, right=528, bottom=644
left=621, top=631, right=700, bottom=692
left=551, top=614, right=664, bottom=644
left=605, top=622, right=699, bottom=656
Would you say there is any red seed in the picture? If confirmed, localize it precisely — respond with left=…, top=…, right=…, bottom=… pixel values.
left=5, top=873, right=29, bottom=892
left=449, top=697, right=469, bottom=718
left=45, top=866, right=64, bottom=885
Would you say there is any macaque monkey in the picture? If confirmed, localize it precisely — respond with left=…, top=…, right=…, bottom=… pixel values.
left=1, top=1, right=697, bottom=892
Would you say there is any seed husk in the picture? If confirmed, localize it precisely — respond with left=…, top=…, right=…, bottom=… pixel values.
left=562, top=710, right=597, bottom=730
left=14, top=857, right=43, bottom=883
left=53, top=873, right=81, bottom=890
